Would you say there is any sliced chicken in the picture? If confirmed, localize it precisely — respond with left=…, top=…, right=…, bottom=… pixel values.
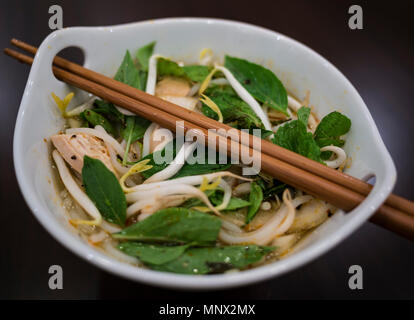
left=51, top=133, right=116, bottom=175
left=155, top=77, right=190, bottom=97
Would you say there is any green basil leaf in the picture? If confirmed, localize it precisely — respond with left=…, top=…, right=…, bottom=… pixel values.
left=210, top=191, right=251, bottom=211
left=151, top=245, right=274, bottom=274
left=314, top=111, right=351, bottom=147
left=263, top=183, right=287, bottom=199
left=297, top=106, right=311, bottom=127
left=82, top=156, right=126, bottom=226
left=273, top=120, right=321, bottom=162
left=81, top=109, right=116, bottom=136
left=113, top=208, right=222, bottom=245
left=118, top=242, right=189, bottom=265
left=201, top=90, right=263, bottom=129
left=114, top=50, right=141, bottom=89
left=157, top=58, right=211, bottom=82
left=120, top=116, right=151, bottom=165
left=245, top=182, right=263, bottom=224
left=93, top=100, right=125, bottom=124
left=224, top=55, right=288, bottom=115
left=157, top=58, right=186, bottom=77
left=136, top=41, right=156, bottom=72
left=182, top=65, right=211, bottom=82
left=183, top=190, right=250, bottom=211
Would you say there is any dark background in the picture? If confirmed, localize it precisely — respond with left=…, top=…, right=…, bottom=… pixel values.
left=1, top=0, right=413, bottom=299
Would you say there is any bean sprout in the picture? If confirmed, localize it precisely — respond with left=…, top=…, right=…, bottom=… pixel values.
left=144, top=142, right=197, bottom=183
left=321, top=146, right=347, bottom=169
left=142, top=122, right=159, bottom=157
left=127, top=184, right=220, bottom=217
left=146, top=54, right=163, bottom=95
left=215, top=65, right=272, bottom=131
left=66, top=97, right=96, bottom=117
left=219, top=191, right=312, bottom=245
left=52, top=150, right=102, bottom=226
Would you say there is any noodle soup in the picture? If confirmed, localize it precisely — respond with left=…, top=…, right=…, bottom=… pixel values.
left=49, top=42, right=351, bottom=275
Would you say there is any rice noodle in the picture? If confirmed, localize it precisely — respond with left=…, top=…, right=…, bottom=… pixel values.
left=127, top=184, right=220, bottom=217
left=66, top=97, right=95, bottom=117
left=214, top=179, right=232, bottom=211
left=210, top=78, right=230, bottom=86
left=220, top=218, right=243, bottom=233
left=94, top=126, right=129, bottom=175
left=114, top=105, right=135, bottom=116
left=107, top=144, right=129, bottom=175
left=287, top=95, right=302, bottom=111
left=100, top=220, right=122, bottom=233
left=89, top=231, right=107, bottom=244
left=126, top=171, right=251, bottom=194
left=188, top=83, right=200, bottom=97
left=151, top=127, right=174, bottom=153
left=52, top=150, right=102, bottom=225
left=137, top=195, right=192, bottom=221
left=146, top=54, right=163, bottom=95
left=144, top=142, right=197, bottom=183
left=287, top=95, right=317, bottom=131
left=233, top=182, right=251, bottom=196
left=142, top=123, right=159, bottom=157
left=321, top=146, right=347, bottom=169
left=219, top=192, right=312, bottom=245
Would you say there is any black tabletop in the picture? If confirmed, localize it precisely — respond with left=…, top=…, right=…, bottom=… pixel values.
left=1, top=0, right=413, bottom=300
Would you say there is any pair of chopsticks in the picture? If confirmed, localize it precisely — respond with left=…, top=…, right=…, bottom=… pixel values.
left=5, top=39, right=414, bottom=240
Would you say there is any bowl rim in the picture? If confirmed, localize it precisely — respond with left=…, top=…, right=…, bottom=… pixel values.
left=13, top=17, right=396, bottom=290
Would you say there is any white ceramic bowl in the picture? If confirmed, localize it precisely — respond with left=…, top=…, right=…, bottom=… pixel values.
left=14, top=18, right=396, bottom=290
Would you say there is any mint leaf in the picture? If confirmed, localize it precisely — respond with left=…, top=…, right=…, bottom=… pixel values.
left=157, top=58, right=211, bottom=82
left=82, top=156, right=126, bottom=226
left=297, top=106, right=311, bottom=127
left=273, top=120, right=321, bottom=162
left=151, top=245, right=274, bottom=274
left=224, top=55, right=288, bottom=115
left=314, top=111, right=351, bottom=148
left=245, top=182, right=263, bottom=224
left=136, top=41, right=155, bottom=72
left=113, top=208, right=222, bottom=245
left=118, top=242, right=189, bottom=265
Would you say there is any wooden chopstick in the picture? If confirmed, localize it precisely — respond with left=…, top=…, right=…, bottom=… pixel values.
left=5, top=46, right=414, bottom=240
left=10, top=38, right=414, bottom=218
